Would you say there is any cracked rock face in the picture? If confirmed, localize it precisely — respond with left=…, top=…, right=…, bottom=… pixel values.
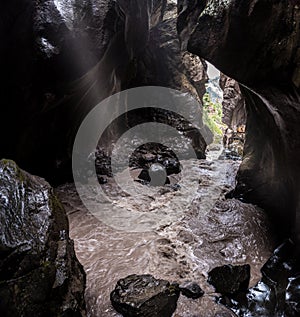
left=178, top=0, right=300, bottom=247
left=0, top=160, right=86, bottom=317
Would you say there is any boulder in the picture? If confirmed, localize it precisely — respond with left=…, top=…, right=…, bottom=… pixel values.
left=110, top=274, right=180, bottom=317
left=261, top=239, right=298, bottom=285
left=208, top=264, right=250, bottom=295
left=0, top=160, right=86, bottom=317
left=138, top=164, right=169, bottom=187
left=129, top=143, right=181, bottom=175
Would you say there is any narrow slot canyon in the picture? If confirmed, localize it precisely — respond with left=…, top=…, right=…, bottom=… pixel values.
left=0, top=1, right=300, bottom=317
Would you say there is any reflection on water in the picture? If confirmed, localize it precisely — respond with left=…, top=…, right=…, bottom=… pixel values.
left=56, top=158, right=274, bottom=317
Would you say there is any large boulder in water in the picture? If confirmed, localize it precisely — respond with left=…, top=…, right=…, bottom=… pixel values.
left=110, top=274, right=180, bottom=317
left=0, top=160, right=86, bottom=317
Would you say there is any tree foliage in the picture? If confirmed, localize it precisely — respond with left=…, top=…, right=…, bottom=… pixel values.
left=202, top=92, right=225, bottom=141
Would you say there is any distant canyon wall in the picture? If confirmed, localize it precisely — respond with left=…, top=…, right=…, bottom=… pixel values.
left=219, top=74, right=246, bottom=130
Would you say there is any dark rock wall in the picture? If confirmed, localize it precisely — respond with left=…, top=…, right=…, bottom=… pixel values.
left=0, top=160, right=86, bottom=317
left=1, top=0, right=208, bottom=184
left=0, top=0, right=119, bottom=182
left=178, top=0, right=300, bottom=86
left=178, top=0, right=300, bottom=243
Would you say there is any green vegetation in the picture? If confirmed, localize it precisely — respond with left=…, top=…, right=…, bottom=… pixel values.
left=202, top=93, right=225, bottom=142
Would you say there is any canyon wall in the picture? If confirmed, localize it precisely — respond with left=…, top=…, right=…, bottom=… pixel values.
left=0, top=0, right=209, bottom=184
left=219, top=74, right=246, bottom=130
left=178, top=0, right=300, bottom=243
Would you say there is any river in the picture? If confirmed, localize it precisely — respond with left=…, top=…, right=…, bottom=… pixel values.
left=56, top=151, right=274, bottom=317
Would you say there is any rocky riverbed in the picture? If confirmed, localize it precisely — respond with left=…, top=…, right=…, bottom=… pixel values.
left=56, top=155, right=274, bottom=317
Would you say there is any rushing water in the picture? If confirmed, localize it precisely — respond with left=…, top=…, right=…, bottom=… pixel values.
left=56, top=153, right=274, bottom=317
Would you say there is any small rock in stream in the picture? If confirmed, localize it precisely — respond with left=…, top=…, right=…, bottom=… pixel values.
left=110, top=274, right=180, bottom=317
left=149, top=163, right=167, bottom=186
left=208, top=264, right=250, bottom=295
left=179, top=281, right=204, bottom=299
left=97, top=175, right=108, bottom=184
left=137, top=169, right=151, bottom=183
left=137, top=164, right=170, bottom=186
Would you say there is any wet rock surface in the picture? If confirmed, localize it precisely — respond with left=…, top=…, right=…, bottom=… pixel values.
left=137, top=164, right=170, bottom=187
left=179, top=281, right=204, bottom=299
left=129, top=143, right=181, bottom=175
left=1, top=0, right=118, bottom=182
left=216, top=240, right=300, bottom=317
left=219, top=128, right=245, bottom=161
left=178, top=0, right=300, bottom=86
left=110, top=274, right=180, bottom=317
left=0, top=160, right=86, bottom=317
left=2, top=1, right=300, bottom=316
left=208, top=264, right=250, bottom=295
